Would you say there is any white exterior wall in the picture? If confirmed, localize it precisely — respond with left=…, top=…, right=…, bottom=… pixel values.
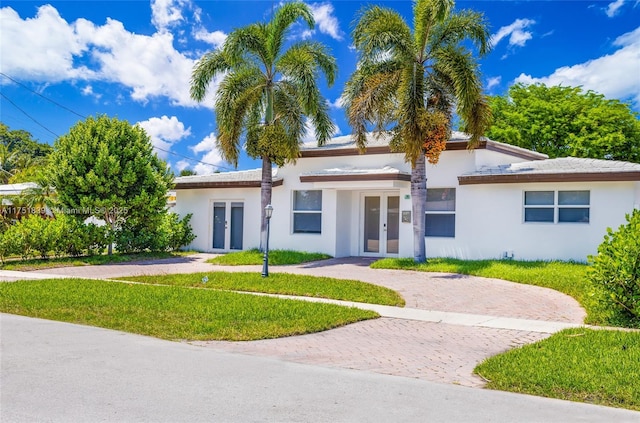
left=439, top=181, right=637, bottom=262
left=174, top=147, right=639, bottom=262
left=174, top=187, right=263, bottom=252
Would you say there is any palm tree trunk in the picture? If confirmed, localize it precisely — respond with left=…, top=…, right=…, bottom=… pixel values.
left=411, top=153, right=427, bottom=262
left=259, top=155, right=273, bottom=251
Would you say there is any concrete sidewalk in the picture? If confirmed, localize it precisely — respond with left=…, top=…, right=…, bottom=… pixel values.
left=3, top=253, right=588, bottom=386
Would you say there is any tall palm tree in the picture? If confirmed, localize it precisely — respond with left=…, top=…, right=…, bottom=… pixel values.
left=343, top=0, right=492, bottom=262
left=190, top=1, right=337, bottom=249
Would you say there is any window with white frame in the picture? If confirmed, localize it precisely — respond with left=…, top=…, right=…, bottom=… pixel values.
left=524, top=190, right=590, bottom=223
left=425, top=188, right=456, bottom=237
left=293, top=190, right=322, bottom=233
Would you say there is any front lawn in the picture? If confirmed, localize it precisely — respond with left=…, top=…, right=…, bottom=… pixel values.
left=475, top=328, right=640, bottom=411
left=121, top=272, right=405, bottom=307
left=371, top=258, right=608, bottom=325
left=0, top=278, right=378, bottom=341
left=208, top=249, right=331, bottom=266
left=0, top=251, right=195, bottom=272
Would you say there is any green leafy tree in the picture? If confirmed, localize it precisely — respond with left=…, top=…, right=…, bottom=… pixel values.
left=589, top=209, right=640, bottom=327
left=0, top=123, right=52, bottom=183
left=178, top=169, right=196, bottom=176
left=487, top=83, right=640, bottom=162
left=342, top=0, right=491, bottom=262
left=49, top=115, right=174, bottom=254
left=190, top=1, right=337, bottom=249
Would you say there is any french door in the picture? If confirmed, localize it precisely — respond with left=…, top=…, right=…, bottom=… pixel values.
left=212, top=201, right=244, bottom=250
left=361, top=192, right=400, bottom=256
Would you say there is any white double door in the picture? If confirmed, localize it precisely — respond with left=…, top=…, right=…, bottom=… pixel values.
left=361, top=192, right=400, bottom=256
left=212, top=201, right=244, bottom=251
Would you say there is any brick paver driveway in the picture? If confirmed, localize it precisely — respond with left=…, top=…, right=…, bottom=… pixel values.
left=27, top=254, right=586, bottom=387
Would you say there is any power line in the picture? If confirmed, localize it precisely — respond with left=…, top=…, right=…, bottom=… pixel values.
left=0, top=73, right=233, bottom=171
left=1, top=72, right=85, bottom=119
left=0, top=92, right=60, bottom=139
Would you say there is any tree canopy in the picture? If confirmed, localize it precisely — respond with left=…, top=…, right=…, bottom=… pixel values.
left=342, top=0, right=491, bottom=262
left=49, top=115, right=174, bottom=253
left=0, top=123, right=53, bottom=183
left=487, top=83, right=640, bottom=163
left=190, top=1, right=337, bottom=249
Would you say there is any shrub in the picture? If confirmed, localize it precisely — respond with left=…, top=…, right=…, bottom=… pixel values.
left=114, top=212, right=196, bottom=253
left=589, top=209, right=640, bottom=326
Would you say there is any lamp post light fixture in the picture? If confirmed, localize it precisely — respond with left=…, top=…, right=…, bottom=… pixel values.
left=262, top=204, right=274, bottom=277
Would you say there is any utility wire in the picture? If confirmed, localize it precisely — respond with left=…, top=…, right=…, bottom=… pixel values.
left=1, top=72, right=85, bottom=119
left=0, top=73, right=234, bottom=171
left=0, top=92, right=60, bottom=139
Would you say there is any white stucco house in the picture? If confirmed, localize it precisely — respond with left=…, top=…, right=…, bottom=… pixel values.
left=173, top=132, right=640, bottom=262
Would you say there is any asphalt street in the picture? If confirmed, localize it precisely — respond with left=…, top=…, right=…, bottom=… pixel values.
left=2, top=313, right=638, bottom=423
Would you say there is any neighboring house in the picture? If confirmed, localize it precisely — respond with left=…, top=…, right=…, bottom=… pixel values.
left=173, top=132, right=640, bottom=262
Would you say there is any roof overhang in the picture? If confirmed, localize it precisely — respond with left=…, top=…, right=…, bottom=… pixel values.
left=458, top=172, right=640, bottom=185
left=175, top=179, right=283, bottom=189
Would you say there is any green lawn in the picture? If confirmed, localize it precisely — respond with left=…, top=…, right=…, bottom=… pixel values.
left=475, top=328, right=640, bottom=411
left=0, top=251, right=195, bottom=271
left=371, top=258, right=609, bottom=325
left=207, top=249, right=331, bottom=266
left=121, top=271, right=405, bottom=306
left=0, top=278, right=378, bottom=341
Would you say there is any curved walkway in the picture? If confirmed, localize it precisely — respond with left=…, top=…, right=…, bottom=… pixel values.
left=10, top=253, right=587, bottom=387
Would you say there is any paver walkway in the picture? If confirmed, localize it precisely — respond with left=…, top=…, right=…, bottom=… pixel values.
left=5, top=253, right=587, bottom=387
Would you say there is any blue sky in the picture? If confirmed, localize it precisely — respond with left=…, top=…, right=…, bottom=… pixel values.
left=1, top=0, right=639, bottom=174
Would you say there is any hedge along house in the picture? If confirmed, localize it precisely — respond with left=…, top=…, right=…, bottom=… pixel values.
left=173, top=132, right=640, bottom=262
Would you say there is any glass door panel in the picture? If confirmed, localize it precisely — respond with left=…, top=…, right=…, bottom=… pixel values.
left=212, top=202, right=226, bottom=249
left=364, top=196, right=380, bottom=253
left=230, top=202, right=244, bottom=250
left=386, top=196, right=399, bottom=254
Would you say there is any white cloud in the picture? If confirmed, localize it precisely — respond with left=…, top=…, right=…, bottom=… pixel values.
left=605, top=0, right=625, bottom=17
left=151, top=0, right=187, bottom=31
left=189, top=133, right=225, bottom=174
left=194, top=28, right=227, bottom=48
left=327, top=96, right=344, bottom=109
left=0, top=5, right=93, bottom=81
left=0, top=4, right=220, bottom=108
left=515, top=26, right=640, bottom=107
left=175, top=160, right=191, bottom=172
left=81, top=85, right=102, bottom=100
left=309, top=3, right=342, bottom=40
left=491, top=18, right=536, bottom=48
left=301, top=119, right=341, bottom=143
left=137, top=115, right=191, bottom=159
left=486, top=76, right=502, bottom=90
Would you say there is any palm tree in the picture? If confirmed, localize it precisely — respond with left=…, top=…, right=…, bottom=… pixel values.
left=342, top=0, right=492, bottom=262
left=190, top=1, right=337, bottom=249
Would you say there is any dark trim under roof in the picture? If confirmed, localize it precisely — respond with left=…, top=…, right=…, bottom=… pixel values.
left=458, top=172, right=640, bottom=185
left=299, top=140, right=547, bottom=161
left=175, top=179, right=284, bottom=189
left=299, top=173, right=411, bottom=183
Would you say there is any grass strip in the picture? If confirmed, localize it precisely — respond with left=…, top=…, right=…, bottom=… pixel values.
left=0, top=279, right=378, bottom=341
left=371, top=258, right=608, bottom=324
left=121, top=272, right=405, bottom=307
left=208, top=249, right=331, bottom=266
left=475, top=328, right=640, bottom=411
left=0, top=251, right=195, bottom=271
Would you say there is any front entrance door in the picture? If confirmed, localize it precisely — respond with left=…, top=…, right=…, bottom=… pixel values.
left=212, top=201, right=244, bottom=250
left=361, top=193, right=400, bottom=256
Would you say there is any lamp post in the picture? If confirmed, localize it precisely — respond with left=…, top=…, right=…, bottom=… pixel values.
left=262, top=204, right=273, bottom=277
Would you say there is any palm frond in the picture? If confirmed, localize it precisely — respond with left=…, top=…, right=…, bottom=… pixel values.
left=267, top=2, right=314, bottom=63
left=190, top=50, right=230, bottom=102
left=429, top=10, right=491, bottom=57
left=413, top=0, right=453, bottom=60
left=352, top=6, right=413, bottom=61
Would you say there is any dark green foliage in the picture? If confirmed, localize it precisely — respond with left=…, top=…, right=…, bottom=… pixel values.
left=114, top=212, right=196, bottom=253
left=487, top=84, right=640, bottom=162
left=0, top=123, right=53, bottom=183
left=589, top=210, right=640, bottom=326
left=0, top=215, right=107, bottom=261
left=49, top=115, right=174, bottom=253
